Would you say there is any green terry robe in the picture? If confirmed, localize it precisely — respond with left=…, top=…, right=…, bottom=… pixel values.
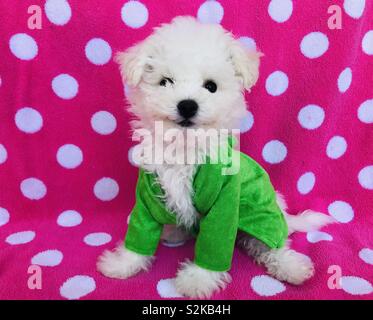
left=124, top=138, right=288, bottom=272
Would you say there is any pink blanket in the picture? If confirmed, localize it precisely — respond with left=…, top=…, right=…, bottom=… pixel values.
left=0, top=0, right=372, bottom=300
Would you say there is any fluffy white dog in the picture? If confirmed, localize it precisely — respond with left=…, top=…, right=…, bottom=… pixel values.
left=97, top=16, right=333, bottom=298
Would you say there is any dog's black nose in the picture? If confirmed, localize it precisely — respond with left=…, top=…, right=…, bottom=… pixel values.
left=177, top=100, right=198, bottom=119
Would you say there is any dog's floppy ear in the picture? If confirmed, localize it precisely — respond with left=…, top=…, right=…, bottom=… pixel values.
left=115, top=40, right=154, bottom=87
left=228, top=38, right=262, bottom=91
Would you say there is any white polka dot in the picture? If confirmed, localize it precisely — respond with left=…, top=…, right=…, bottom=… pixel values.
left=297, top=172, right=315, bottom=195
left=265, top=71, right=289, bottom=96
left=9, top=33, right=38, bottom=60
left=85, top=38, right=112, bottom=66
left=128, top=146, right=141, bottom=167
left=341, top=276, right=373, bottom=295
left=239, top=37, right=256, bottom=50
left=338, top=67, right=352, bottom=93
left=197, top=0, right=224, bottom=24
left=358, top=165, right=373, bottom=190
left=357, top=99, right=373, bottom=124
left=326, top=136, right=347, bottom=159
left=15, top=107, right=43, bottom=134
left=300, top=32, right=329, bottom=59
left=56, top=144, right=83, bottom=169
left=307, top=231, right=333, bottom=243
left=157, top=278, right=183, bottom=298
left=298, top=104, right=325, bottom=130
left=362, top=30, right=373, bottom=55
left=251, top=275, right=286, bottom=296
left=0, top=207, right=10, bottom=227
left=359, top=248, right=373, bottom=265
left=328, top=201, right=354, bottom=223
left=0, top=144, right=7, bottom=164
left=91, top=111, right=117, bottom=135
left=45, top=0, right=72, bottom=25
left=60, top=275, right=96, bottom=300
left=262, top=140, right=287, bottom=164
left=121, top=1, right=148, bottom=29
left=94, top=177, right=119, bottom=201
left=268, top=0, right=293, bottom=23
left=344, top=0, right=366, bottom=19
left=20, top=178, right=47, bottom=200
left=52, top=74, right=79, bottom=99
left=57, top=210, right=83, bottom=227
left=31, top=249, right=63, bottom=267
left=84, top=232, right=112, bottom=246
left=239, top=111, right=254, bottom=133
left=6, top=231, right=35, bottom=245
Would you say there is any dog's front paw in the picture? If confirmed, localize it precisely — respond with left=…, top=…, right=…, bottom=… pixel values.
left=97, top=245, right=153, bottom=279
left=175, top=261, right=231, bottom=299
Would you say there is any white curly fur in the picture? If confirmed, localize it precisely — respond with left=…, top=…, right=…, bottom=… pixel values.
left=97, top=245, right=153, bottom=279
left=175, top=261, right=231, bottom=299
left=118, top=16, right=260, bottom=134
left=256, top=246, right=315, bottom=285
left=276, top=192, right=335, bottom=235
left=155, top=164, right=197, bottom=228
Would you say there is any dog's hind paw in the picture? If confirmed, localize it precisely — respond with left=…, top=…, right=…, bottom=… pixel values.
left=264, top=248, right=315, bottom=285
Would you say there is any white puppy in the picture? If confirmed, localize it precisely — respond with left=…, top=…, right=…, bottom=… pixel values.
left=97, top=16, right=333, bottom=298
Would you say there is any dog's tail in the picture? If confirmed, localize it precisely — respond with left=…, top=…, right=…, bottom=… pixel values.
left=276, top=192, right=335, bottom=235
left=284, top=210, right=335, bottom=235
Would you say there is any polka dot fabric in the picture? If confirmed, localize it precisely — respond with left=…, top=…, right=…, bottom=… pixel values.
left=0, top=0, right=372, bottom=300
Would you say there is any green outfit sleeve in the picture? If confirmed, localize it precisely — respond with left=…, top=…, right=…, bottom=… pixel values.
left=124, top=170, right=164, bottom=256
left=194, top=171, right=241, bottom=272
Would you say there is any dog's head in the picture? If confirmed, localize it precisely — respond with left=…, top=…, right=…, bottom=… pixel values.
left=117, top=16, right=261, bottom=131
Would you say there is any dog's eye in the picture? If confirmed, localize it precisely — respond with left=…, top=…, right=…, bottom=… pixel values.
left=159, top=77, right=174, bottom=86
left=204, top=80, right=217, bottom=93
